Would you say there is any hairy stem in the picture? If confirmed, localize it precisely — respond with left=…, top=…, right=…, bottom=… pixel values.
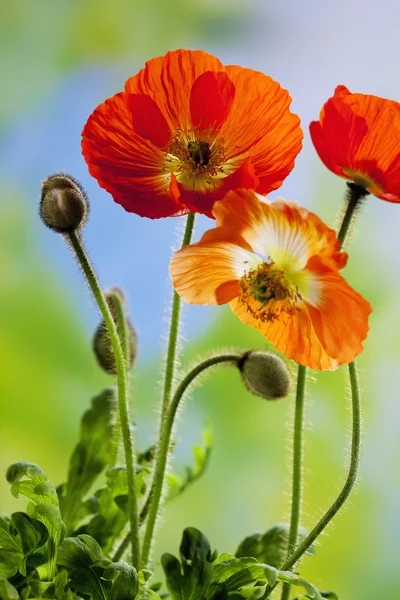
left=264, top=182, right=367, bottom=599
left=280, top=364, right=307, bottom=600
left=140, top=353, right=240, bottom=568
left=109, top=291, right=131, bottom=468
left=67, top=231, right=140, bottom=569
left=161, top=211, right=196, bottom=420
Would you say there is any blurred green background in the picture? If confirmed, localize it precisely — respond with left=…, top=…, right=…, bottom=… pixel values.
left=1, top=1, right=400, bottom=598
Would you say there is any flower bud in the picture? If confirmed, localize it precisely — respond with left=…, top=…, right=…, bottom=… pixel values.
left=40, top=173, right=89, bottom=233
left=238, top=350, right=291, bottom=400
left=93, top=289, right=137, bottom=375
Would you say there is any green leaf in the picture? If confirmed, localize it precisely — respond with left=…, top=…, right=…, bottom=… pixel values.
left=235, top=525, right=314, bottom=568
left=58, top=534, right=108, bottom=599
left=0, top=549, right=21, bottom=579
left=5, top=462, right=65, bottom=581
left=11, top=512, right=48, bottom=576
left=86, top=467, right=129, bottom=555
left=102, top=561, right=139, bottom=600
left=83, top=465, right=149, bottom=555
left=0, top=516, right=22, bottom=578
left=58, top=535, right=139, bottom=600
left=162, top=527, right=214, bottom=600
left=0, top=575, right=19, bottom=600
left=59, top=389, right=117, bottom=534
left=53, top=570, right=74, bottom=600
left=166, top=424, right=212, bottom=503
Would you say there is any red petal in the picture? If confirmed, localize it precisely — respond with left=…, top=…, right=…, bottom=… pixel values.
left=190, top=71, right=235, bottom=130
left=126, top=93, right=171, bottom=148
left=81, top=92, right=186, bottom=219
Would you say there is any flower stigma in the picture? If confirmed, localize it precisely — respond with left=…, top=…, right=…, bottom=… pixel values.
left=239, top=262, right=302, bottom=322
left=165, top=127, right=237, bottom=192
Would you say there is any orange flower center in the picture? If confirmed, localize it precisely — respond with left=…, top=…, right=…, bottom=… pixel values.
left=165, top=128, right=236, bottom=192
left=239, top=262, right=301, bottom=322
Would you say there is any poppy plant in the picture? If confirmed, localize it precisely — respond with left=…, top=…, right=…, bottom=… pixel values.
left=82, top=49, right=303, bottom=219
left=310, top=85, right=400, bottom=202
left=169, top=189, right=371, bottom=370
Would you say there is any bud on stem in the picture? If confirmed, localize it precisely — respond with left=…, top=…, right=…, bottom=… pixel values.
left=238, top=350, right=292, bottom=400
left=93, top=288, right=137, bottom=375
left=40, top=173, right=89, bottom=233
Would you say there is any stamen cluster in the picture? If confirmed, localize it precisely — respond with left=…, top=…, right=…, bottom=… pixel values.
left=239, top=263, right=300, bottom=322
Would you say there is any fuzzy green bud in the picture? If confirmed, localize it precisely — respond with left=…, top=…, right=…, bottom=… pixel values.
left=238, top=350, right=291, bottom=400
left=93, top=289, right=137, bottom=375
left=40, top=173, right=89, bottom=233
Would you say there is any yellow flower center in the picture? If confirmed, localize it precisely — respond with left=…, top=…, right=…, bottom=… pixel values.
left=165, top=128, right=237, bottom=192
left=239, top=262, right=302, bottom=322
left=342, top=168, right=381, bottom=191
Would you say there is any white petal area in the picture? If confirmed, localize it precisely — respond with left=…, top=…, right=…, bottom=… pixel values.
left=170, top=231, right=262, bottom=305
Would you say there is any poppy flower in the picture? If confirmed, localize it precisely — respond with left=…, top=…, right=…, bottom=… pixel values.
left=82, top=49, right=303, bottom=219
left=310, top=85, right=400, bottom=202
left=169, top=189, right=371, bottom=370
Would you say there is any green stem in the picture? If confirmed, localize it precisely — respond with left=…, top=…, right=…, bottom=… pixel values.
left=113, top=212, right=196, bottom=563
left=109, top=290, right=130, bottom=468
left=264, top=183, right=366, bottom=599
left=140, top=353, right=240, bottom=568
left=280, top=364, right=307, bottom=600
left=161, top=211, right=196, bottom=421
left=264, top=361, right=362, bottom=598
left=67, top=231, right=140, bottom=569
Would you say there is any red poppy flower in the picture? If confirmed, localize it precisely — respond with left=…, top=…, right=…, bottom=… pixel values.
left=310, top=85, right=400, bottom=202
left=169, top=189, right=371, bottom=370
left=82, top=49, right=303, bottom=219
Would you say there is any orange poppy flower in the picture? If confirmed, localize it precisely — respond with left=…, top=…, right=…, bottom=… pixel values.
left=310, top=85, right=400, bottom=202
left=82, top=49, right=303, bottom=219
left=169, top=189, right=371, bottom=370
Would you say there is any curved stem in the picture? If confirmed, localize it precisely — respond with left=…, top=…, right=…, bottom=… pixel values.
left=67, top=231, right=140, bottom=569
left=161, top=212, right=196, bottom=421
left=263, top=361, right=362, bottom=598
left=280, top=364, right=307, bottom=600
left=264, top=183, right=366, bottom=598
left=140, top=353, right=240, bottom=569
left=284, top=361, right=361, bottom=569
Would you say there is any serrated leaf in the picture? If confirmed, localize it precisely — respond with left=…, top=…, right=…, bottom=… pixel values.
left=102, top=561, right=138, bottom=600
left=167, top=425, right=212, bottom=503
left=0, top=575, right=19, bottom=600
left=5, top=462, right=64, bottom=581
left=236, top=525, right=314, bottom=569
left=59, top=389, right=117, bottom=534
left=53, top=570, right=74, bottom=600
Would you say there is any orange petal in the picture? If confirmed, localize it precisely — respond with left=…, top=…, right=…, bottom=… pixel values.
left=222, top=66, right=303, bottom=194
left=82, top=92, right=186, bottom=218
left=305, top=255, right=372, bottom=364
left=169, top=229, right=258, bottom=305
left=212, top=190, right=346, bottom=271
left=230, top=296, right=339, bottom=371
left=190, top=71, right=236, bottom=130
left=125, top=49, right=225, bottom=131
